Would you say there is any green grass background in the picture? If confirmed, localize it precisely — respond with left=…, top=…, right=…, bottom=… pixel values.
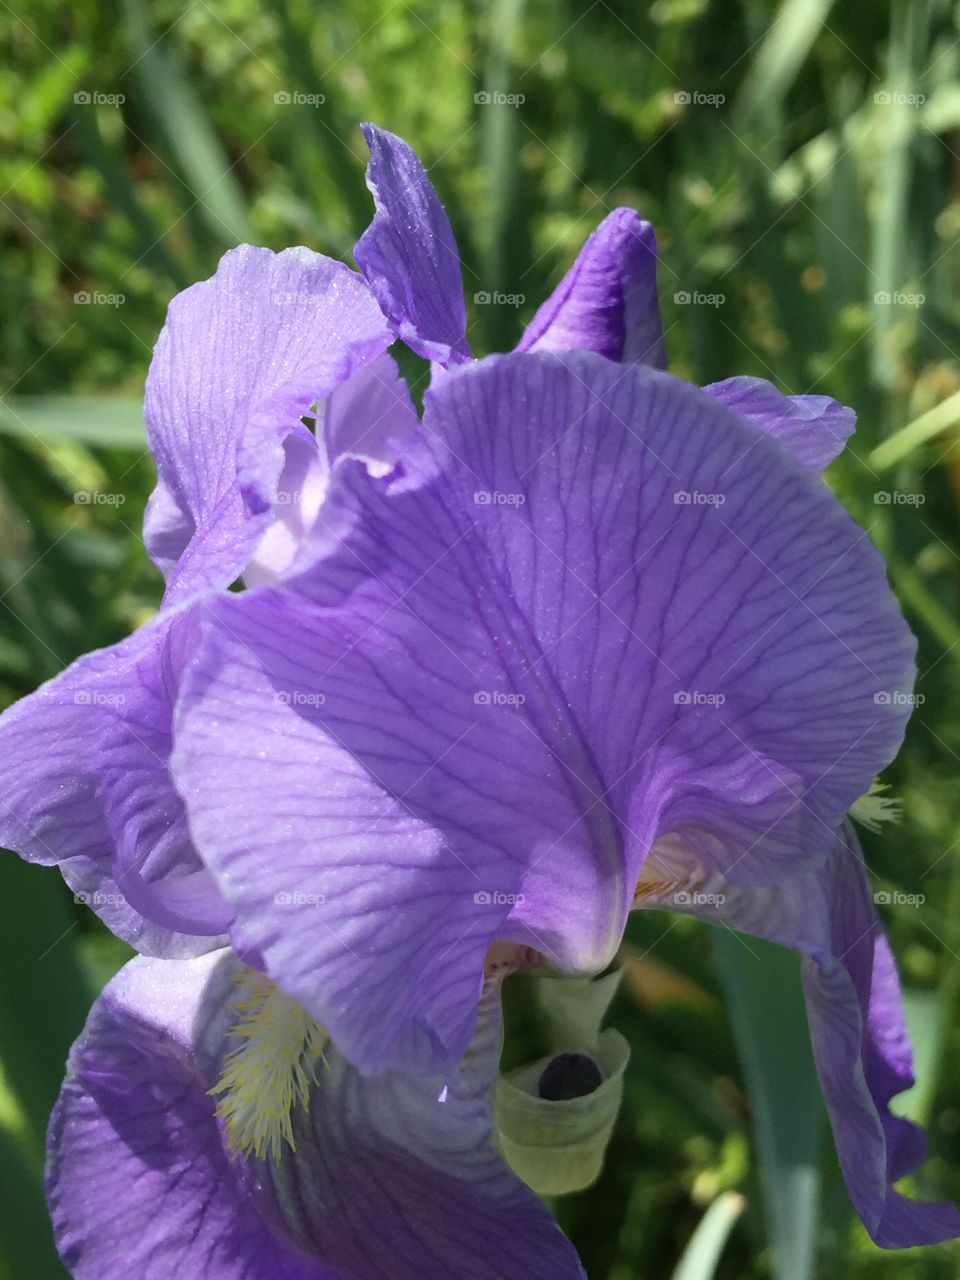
left=1, top=1, right=960, bottom=1277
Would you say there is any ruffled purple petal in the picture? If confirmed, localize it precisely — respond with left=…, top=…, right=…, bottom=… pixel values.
left=46, top=953, right=334, bottom=1279
left=354, top=124, right=470, bottom=366
left=804, top=830, right=960, bottom=1246
left=634, top=824, right=960, bottom=1247
left=517, top=209, right=665, bottom=366
left=48, top=952, right=583, bottom=1280
left=1, top=260, right=409, bottom=952
left=173, top=351, right=914, bottom=1075
left=705, top=376, right=856, bottom=473
left=145, top=244, right=392, bottom=603
left=0, top=608, right=231, bottom=955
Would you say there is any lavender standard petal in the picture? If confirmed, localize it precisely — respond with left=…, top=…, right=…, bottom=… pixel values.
left=145, top=243, right=392, bottom=603
left=518, top=209, right=665, bottom=366
left=355, top=124, right=471, bottom=366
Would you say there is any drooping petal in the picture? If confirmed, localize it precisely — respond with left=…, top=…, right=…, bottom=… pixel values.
left=354, top=124, right=471, bottom=366
left=517, top=209, right=665, bottom=366
left=145, top=244, right=392, bottom=603
left=48, top=952, right=584, bottom=1280
left=803, top=840, right=960, bottom=1247
left=173, top=350, right=914, bottom=1075
left=46, top=952, right=334, bottom=1280
left=705, top=376, right=856, bottom=473
left=0, top=608, right=231, bottom=955
left=634, top=824, right=960, bottom=1248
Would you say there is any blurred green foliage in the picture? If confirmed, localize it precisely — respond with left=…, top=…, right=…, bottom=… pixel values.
left=1, top=0, right=960, bottom=1277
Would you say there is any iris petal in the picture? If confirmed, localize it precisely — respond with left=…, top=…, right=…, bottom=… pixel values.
left=635, top=823, right=960, bottom=1248
left=705, top=376, right=857, bottom=473
left=145, top=243, right=392, bottom=604
left=0, top=244, right=394, bottom=951
left=173, top=350, right=914, bottom=1075
left=47, top=952, right=337, bottom=1279
left=355, top=124, right=471, bottom=366
left=0, top=610, right=231, bottom=955
left=518, top=208, right=665, bottom=366
left=47, top=952, right=584, bottom=1280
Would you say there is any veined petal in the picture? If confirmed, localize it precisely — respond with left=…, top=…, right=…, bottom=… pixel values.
left=266, top=976, right=585, bottom=1279
left=354, top=124, right=471, bottom=366
left=46, top=952, right=334, bottom=1279
left=174, top=351, right=913, bottom=1075
left=2, top=259, right=405, bottom=954
left=48, top=952, right=583, bottom=1280
left=145, top=244, right=392, bottom=603
left=517, top=209, right=665, bottom=366
left=0, top=608, right=231, bottom=955
left=705, top=376, right=856, bottom=473
left=634, top=824, right=960, bottom=1248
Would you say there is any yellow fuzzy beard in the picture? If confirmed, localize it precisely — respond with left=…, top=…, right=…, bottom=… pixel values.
left=210, top=967, right=327, bottom=1163
left=850, top=780, right=902, bottom=833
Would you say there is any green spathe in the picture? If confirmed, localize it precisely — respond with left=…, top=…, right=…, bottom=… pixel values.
left=494, top=973, right=629, bottom=1195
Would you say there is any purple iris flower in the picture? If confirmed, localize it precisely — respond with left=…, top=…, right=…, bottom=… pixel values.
left=1, top=123, right=957, bottom=1266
